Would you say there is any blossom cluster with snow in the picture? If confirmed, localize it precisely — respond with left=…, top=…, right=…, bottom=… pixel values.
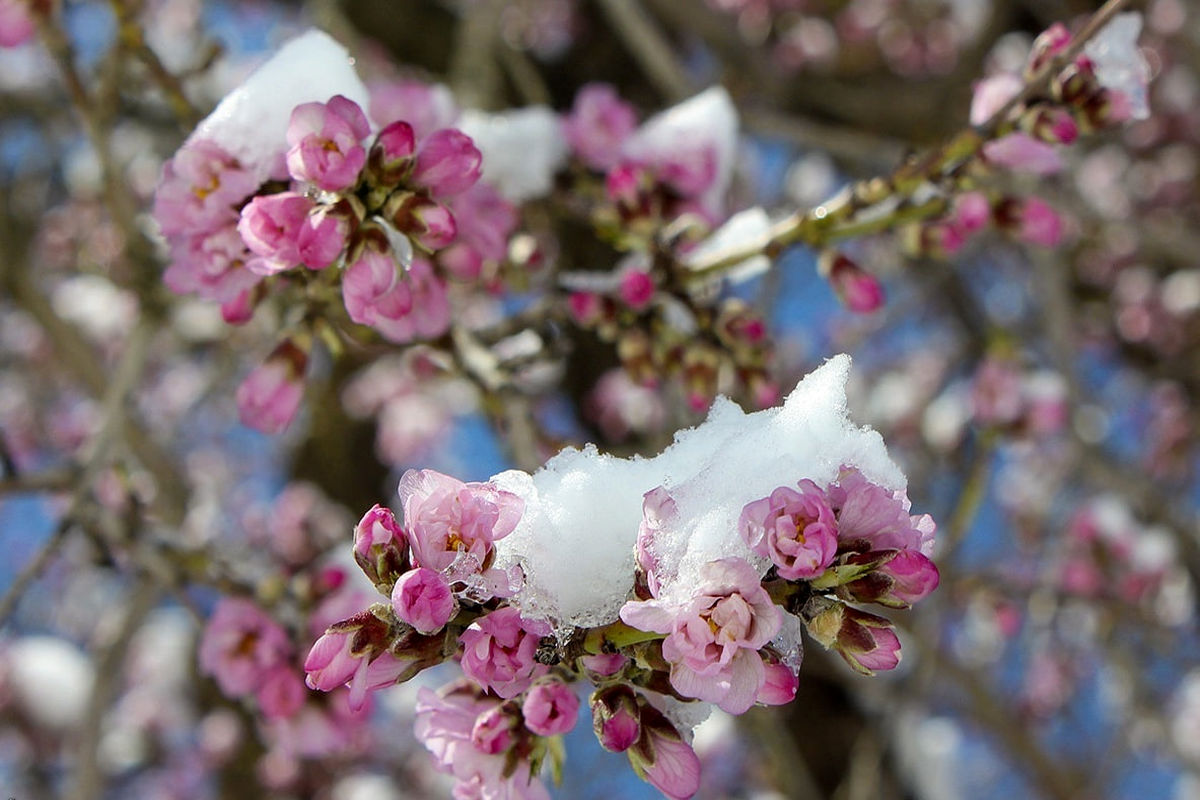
left=302, top=357, right=939, bottom=798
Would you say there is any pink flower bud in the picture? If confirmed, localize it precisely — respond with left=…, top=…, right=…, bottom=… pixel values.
left=605, top=163, right=649, bottom=209
left=590, top=685, right=641, bottom=752
left=353, top=504, right=408, bottom=587
left=618, top=269, right=655, bottom=311
left=567, top=291, right=605, bottom=326
left=997, top=195, right=1064, bottom=247
left=236, top=339, right=308, bottom=435
left=758, top=658, right=799, bottom=706
left=412, top=128, right=482, bottom=199
left=369, top=79, right=459, bottom=141
left=368, top=120, right=417, bottom=184
left=952, top=191, right=992, bottom=234
left=391, top=567, right=457, bottom=634
left=969, top=73, right=1022, bottom=126
left=220, top=287, right=259, bottom=326
left=285, top=95, right=370, bottom=192
left=878, top=550, right=941, bottom=606
left=237, top=192, right=313, bottom=275
left=628, top=703, right=701, bottom=800
left=522, top=679, right=579, bottom=737
left=471, top=705, right=516, bottom=755
left=407, top=198, right=458, bottom=251
left=563, top=83, right=638, bottom=171
left=1027, top=22, right=1072, bottom=75
left=297, top=204, right=352, bottom=269
left=833, top=605, right=903, bottom=675
left=459, top=607, right=548, bottom=699
left=982, top=133, right=1064, bottom=175
left=824, top=253, right=884, bottom=313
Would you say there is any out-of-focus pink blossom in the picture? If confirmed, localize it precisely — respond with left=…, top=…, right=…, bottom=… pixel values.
left=620, top=558, right=781, bottom=714
left=567, top=291, right=605, bottom=325
left=154, top=140, right=260, bottom=235
left=563, top=83, right=638, bottom=171
left=391, top=567, right=457, bottom=634
left=164, top=218, right=261, bottom=303
left=740, top=480, right=839, bottom=580
left=588, top=369, right=667, bottom=443
left=471, top=705, right=517, bottom=755
left=982, top=133, right=1064, bottom=175
left=522, top=679, right=580, bottom=736
left=1007, top=195, right=1064, bottom=247
left=236, top=341, right=307, bottom=435
left=969, top=73, right=1023, bottom=125
left=256, top=665, right=306, bottom=720
left=459, top=607, right=549, bottom=699
left=413, top=128, right=483, bottom=198
left=237, top=192, right=312, bottom=275
left=398, top=468, right=524, bottom=582
left=952, top=191, right=992, bottom=234
left=618, top=269, right=656, bottom=310
left=826, top=253, right=885, bottom=313
left=1028, top=22, right=1072, bottom=74
left=368, top=80, right=459, bottom=141
left=0, top=0, right=34, bottom=48
left=971, top=357, right=1024, bottom=425
left=285, top=95, right=370, bottom=192
left=199, top=598, right=292, bottom=698
left=439, top=182, right=517, bottom=281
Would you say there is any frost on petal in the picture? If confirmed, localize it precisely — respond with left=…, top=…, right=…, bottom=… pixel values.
left=1085, top=12, right=1151, bottom=121
left=457, top=106, right=568, bottom=203
left=492, top=355, right=906, bottom=636
left=187, top=30, right=370, bottom=184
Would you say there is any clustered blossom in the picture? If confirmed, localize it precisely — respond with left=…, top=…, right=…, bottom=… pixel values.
left=304, top=462, right=937, bottom=798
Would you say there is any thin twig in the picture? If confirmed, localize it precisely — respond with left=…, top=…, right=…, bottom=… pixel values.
left=594, top=0, right=693, bottom=102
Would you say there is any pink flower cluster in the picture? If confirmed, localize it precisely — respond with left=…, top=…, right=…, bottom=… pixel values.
left=300, top=457, right=937, bottom=799
left=199, top=598, right=306, bottom=720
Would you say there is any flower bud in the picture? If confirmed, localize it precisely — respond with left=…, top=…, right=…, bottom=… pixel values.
left=1026, top=22, right=1071, bottom=76
left=821, top=252, right=884, bottom=313
left=413, top=128, right=482, bottom=198
left=353, top=504, right=408, bottom=588
left=236, top=338, right=308, bottom=435
left=523, top=678, right=580, bottom=736
left=471, top=704, right=516, bottom=755
left=368, top=120, right=417, bottom=185
left=391, top=567, right=457, bottom=634
left=590, top=684, right=641, bottom=752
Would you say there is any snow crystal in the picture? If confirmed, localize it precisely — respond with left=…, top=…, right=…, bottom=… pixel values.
left=457, top=106, right=567, bottom=203
left=1085, top=12, right=1151, bottom=121
left=623, top=86, right=739, bottom=216
left=189, top=30, right=370, bottom=182
left=492, top=355, right=907, bottom=634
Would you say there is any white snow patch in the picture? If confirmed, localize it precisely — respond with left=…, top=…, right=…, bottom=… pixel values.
left=189, top=30, right=370, bottom=182
left=6, top=636, right=95, bottom=730
left=457, top=106, right=568, bottom=203
left=682, top=206, right=773, bottom=283
left=492, top=355, right=906, bottom=633
left=1086, top=12, right=1152, bottom=121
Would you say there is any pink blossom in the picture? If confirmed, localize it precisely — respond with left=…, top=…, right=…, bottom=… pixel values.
left=303, top=628, right=362, bottom=693
left=618, top=269, right=656, bottom=311
left=415, top=682, right=550, bottom=800
left=304, top=614, right=421, bottom=710
left=199, top=598, right=292, bottom=698
left=1028, top=22, right=1072, bottom=73
left=154, top=140, right=260, bottom=235
left=982, top=133, right=1064, bottom=175
left=1009, top=195, right=1064, bottom=247
left=620, top=558, right=782, bottom=714
left=952, top=191, right=991, bottom=234
left=220, top=287, right=259, bottom=325
left=236, top=341, right=307, bottom=435
left=413, top=128, right=483, bottom=199
left=567, top=291, right=605, bottom=325
left=969, top=73, right=1022, bottom=125
left=398, top=468, right=524, bottom=581
left=635, top=487, right=677, bottom=596
left=827, top=253, right=885, bottom=313
left=580, top=652, right=628, bottom=679
left=353, top=504, right=408, bottom=586
left=658, top=144, right=718, bottom=198
left=164, top=218, right=261, bottom=303
left=256, top=665, right=307, bottom=720
left=404, top=197, right=459, bottom=251
left=439, top=182, right=518, bottom=281
left=522, top=679, right=579, bottom=736
left=343, top=252, right=451, bottom=344
left=605, top=162, right=650, bottom=208
left=237, top=192, right=312, bottom=275
left=459, top=607, right=549, bottom=699
left=809, top=603, right=903, bottom=674
left=368, top=80, right=459, bottom=141
left=758, top=658, right=799, bottom=706
left=739, top=480, right=838, bottom=580
left=563, top=83, right=638, bottom=171
left=971, top=357, right=1024, bottom=425
left=296, top=205, right=351, bottom=269
left=471, top=704, right=517, bottom=754
left=829, top=467, right=936, bottom=555
left=285, top=95, right=370, bottom=192
left=391, top=567, right=457, bottom=634
left=0, top=0, right=35, bottom=48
